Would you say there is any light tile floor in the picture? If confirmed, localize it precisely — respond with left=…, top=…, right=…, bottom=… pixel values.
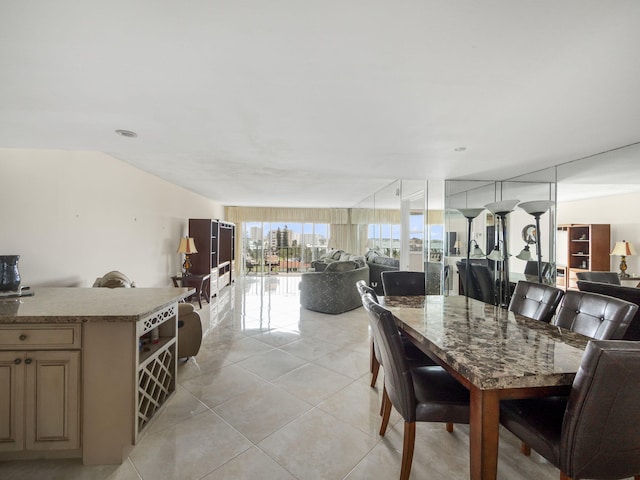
left=0, top=275, right=594, bottom=479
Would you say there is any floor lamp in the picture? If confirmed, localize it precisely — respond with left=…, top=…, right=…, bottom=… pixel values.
left=457, top=208, right=485, bottom=298
left=485, top=200, right=519, bottom=306
left=518, top=201, right=555, bottom=284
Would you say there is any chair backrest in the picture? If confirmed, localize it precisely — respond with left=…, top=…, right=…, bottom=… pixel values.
left=508, top=281, right=564, bottom=323
left=357, top=280, right=378, bottom=307
left=456, top=261, right=481, bottom=300
left=554, top=290, right=638, bottom=339
left=523, top=261, right=551, bottom=278
left=469, top=264, right=496, bottom=305
left=559, top=340, right=640, bottom=479
left=381, top=270, right=426, bottom=296
left=362, top=293, right=415, bottom=422
left=575, top=271, right=621, bottom=285
left=577, top=280, right=640, bottom=340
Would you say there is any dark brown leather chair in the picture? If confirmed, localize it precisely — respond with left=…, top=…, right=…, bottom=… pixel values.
left=577, top=280, right=640, bottom=340
left=358, top=282, right=436, bottom=388
left=508, top=281, right=564, bottom=324
left=381, top=270, right=426, bottom=296
left=456, top=260, right=482, bottom=300
left=500, top=340, right=640, bottom=480
left=553, top=290, right=638, bottom=340
left=362, top=293, right=470, bottom=480
left=575, top=271, right=621, bottom=285
left=469, top=263, right=497, bottom=305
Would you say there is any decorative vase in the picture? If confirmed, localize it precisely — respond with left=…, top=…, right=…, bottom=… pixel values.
left=0, top=255, right=21, bottom=292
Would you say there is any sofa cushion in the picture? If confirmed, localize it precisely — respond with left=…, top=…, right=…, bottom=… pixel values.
left=339, top=252, right=352, bottom=261
left=331, top=250, right=345, bottom=260
left=373, top=256, right=399, bottom=267
left=325, top=261, right=356, bottom=272
left=350, top=255, right=366, bottom=268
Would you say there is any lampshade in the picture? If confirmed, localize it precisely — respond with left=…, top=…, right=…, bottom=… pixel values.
left=484, top=199, right=520, bottom=215
left=486, top=248, right=504, bottom=261
left=610, top=240, right=636, bottom=256
left=518, top=200, right=555, bottom=216
left=177, top=237, right=198, bottom=254
left=470, top=241, right=485, bottom=258
left=516, top=245, right=533, bottom=261
left=457, top=208, right=485, bottom=219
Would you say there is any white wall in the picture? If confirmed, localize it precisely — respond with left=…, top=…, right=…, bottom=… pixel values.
left=558, top=191, right=640, bottom=274
left=0, top=149, right=223, bottom=287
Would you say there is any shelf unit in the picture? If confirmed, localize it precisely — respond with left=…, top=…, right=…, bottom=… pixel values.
left=556, top=224, right=611, bottom=290
left=189, top=219, right=235, bottom=298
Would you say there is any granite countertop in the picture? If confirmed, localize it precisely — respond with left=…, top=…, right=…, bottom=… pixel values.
left=0, top=287, right=194, bottom=323
left=383, top=295, right=589, bottom=390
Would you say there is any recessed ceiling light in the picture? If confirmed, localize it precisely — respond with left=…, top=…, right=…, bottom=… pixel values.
left=454, top=147, right=466, bottom=152
left=115, top=129, right=138, bottom=138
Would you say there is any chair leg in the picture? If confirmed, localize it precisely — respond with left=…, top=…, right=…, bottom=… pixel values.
left=559, top=472, right=571, bottom=480
left=379, top=385, right=386, bottom=416
left=379, top=387, right=392, bottom=436
left=370, top=340, right=380, bottom=387
left=446, top=422, right=454, bottom=433
left=400, top=422, right=416, bottom=480
left=521, top=441, right=531, bottom=456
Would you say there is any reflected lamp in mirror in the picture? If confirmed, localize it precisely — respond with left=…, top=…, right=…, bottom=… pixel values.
left=177, top=237, right=198, bottom=276
left=453, top=240, right=461, bottom=255
left=516, top=245, right=533, bottom=261
left=487, top=243, right=510, bottom=262
left=610, top=240, right=636, bottom=278
left=470, top=240, right=485, bottom=258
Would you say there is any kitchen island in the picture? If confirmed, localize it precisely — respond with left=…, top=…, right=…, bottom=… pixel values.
left=0, top=287, right=192, bottom=465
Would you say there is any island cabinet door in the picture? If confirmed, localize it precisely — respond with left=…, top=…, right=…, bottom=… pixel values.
left=0, top=352, right=25, bottom=452
left=24, top=350, right=80, bottom=451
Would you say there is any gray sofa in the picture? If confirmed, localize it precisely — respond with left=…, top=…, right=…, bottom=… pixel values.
left=365, top=250, right=400, bottom=294
left=300, top=257, right=369, bottom=314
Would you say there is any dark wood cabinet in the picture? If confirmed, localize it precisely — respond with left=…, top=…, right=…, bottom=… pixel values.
left=188, top=219, right=235, bottom=298
left=557, top=224, right=610, bottom=290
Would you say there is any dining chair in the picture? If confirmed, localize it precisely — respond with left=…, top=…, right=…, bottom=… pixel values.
left=524, top=260, right=551, bottom=279
left=577, top=280, right=640, bottom=340
left=515, top=289, right=638, bottom=457
left=362, top=293, right=470, bottom=480
left=469, top=263, right=497, bottom=305
left=359, top=283, right=436, bottom=388
left=508, top=281, right=564, bottom=323
left=381, top=270, right=426, bottom=296
left=456, top=260, right=482, bottom=300
left=500, top=340, right=640, bottom=480
left=575, top=271, right=621, bottom=285
left=553, top=290, right=638, bottom=340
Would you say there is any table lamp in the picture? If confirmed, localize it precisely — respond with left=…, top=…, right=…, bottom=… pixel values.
left=610, top=240, right=636, bottom=278
left=177, top=237, right=198, bottom=276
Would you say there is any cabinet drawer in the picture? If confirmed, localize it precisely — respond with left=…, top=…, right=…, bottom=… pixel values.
left=0, top=325, right=81, bottom=350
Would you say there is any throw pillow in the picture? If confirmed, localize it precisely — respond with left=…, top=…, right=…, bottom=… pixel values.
left=325, top=261, right=356, bottom=272
left=331, top=249, right=345, bottom=260
left=349, top=255, right=366, bottom=268
left=339, top=253, right=352, bottom=261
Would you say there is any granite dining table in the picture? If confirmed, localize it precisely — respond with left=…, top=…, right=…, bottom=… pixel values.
left=382, top=294, right=590, bottom=480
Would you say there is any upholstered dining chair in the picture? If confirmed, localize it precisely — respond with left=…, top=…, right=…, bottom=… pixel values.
left=362, top=293, right=470, bottom=480
left=508, top=281, right=564, bottom=324
left=358, top=280, right=436, bottom=389
left=469, top=263, right=497, bottom=305
left=553, top=290, right=638, bottom=340
left=575, top=271, right=621, bottom=285
left=381, top=270, right=426, bottom=296
left=500, top=340, right=640, bottom=480
left=515, top=289, right=638, bottom=457
left=456, top=260, right=482, bottom=300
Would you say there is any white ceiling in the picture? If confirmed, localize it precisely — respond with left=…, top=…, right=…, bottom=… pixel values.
left=2, top=1, right=640, bottom=208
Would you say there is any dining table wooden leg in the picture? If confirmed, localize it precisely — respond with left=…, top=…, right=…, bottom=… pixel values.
left=469, top=387, right=500, bottom=480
